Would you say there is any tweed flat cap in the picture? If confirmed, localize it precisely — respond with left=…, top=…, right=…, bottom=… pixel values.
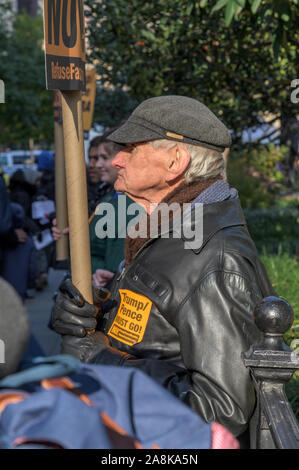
left=108, top=95, right=231, bottom=151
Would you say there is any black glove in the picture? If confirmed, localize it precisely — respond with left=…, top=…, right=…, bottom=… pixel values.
left=51, top=278, right=110, bottom=338
left=61, top=331, right=110, bottom=362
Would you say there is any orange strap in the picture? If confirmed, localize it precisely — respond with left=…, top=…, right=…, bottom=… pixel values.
left=0, top=391, right=28, bottom=415
left=41, top=377, right=94, bottom=406
left=41, top=377, right=148, bottom=449
left=0, top=378, right=159, bottom=449
left=88, top=210, right=96, bottom=224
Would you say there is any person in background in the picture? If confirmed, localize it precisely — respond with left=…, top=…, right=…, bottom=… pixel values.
left=36, top=150, right=55, bottom=201
left=87, top=135, right=107, bottom=215
left=0, top=167, right=10, bottom=188
left=86, top=131, right=127, bottom=215
left=9, top=167, right=50, bottom=293
left=53, top=129, right=142, bottom=288
left=0, top=174, right=21, bottom=266
left=34, top=152, right=56, bottom=289
left=87, top=130, right=138, bottom=286
left=0, top=175, right=36, bottom=301
left=1, top=202, right=36, bottom=301
left=9, top=167, right=42, bottom=237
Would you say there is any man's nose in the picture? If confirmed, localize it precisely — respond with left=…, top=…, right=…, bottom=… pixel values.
left=112, top=150, right=127, bottom=168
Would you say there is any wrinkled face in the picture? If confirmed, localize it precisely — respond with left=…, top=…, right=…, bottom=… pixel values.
left=111, top=142, right=171, bottom=203
left=88, top=143, right=119, bottom=185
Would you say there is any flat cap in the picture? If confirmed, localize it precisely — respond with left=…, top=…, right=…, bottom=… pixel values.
left=108, top=95, right=231, bottom=151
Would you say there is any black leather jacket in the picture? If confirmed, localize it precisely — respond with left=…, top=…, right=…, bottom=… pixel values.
left=95, top=197, right=275, bottom=437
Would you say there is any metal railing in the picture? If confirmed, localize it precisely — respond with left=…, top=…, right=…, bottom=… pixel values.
left=242, top=296, right=299, bottom=449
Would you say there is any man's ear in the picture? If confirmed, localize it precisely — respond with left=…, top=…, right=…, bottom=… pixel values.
left=165, top=145, right=190, bottom=182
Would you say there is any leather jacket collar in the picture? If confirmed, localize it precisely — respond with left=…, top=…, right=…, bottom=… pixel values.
left=158, top=196, right=247, bottom=255
left=183, top=197, right=247, bottom=254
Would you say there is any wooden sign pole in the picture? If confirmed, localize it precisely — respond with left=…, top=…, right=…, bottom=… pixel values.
left=43, top=0, right=92, bottom=303
left=54, top=106, right=69, bottom=261
left=60, top=90, right=92, bottom=303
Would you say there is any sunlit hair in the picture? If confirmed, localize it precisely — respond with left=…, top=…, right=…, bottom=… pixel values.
left=151, top=139, right=226, bottom=183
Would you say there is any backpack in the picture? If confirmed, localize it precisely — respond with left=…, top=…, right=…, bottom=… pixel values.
left=0, top=355, right=238, bottom=449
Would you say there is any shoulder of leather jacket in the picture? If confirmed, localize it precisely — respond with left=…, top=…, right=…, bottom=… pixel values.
left=121, top=202, right=272, bottom=306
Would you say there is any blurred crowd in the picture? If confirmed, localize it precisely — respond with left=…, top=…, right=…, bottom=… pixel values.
left=0, top=128, right=137, bottom=302
left=0, top=150, right=56, bottom=301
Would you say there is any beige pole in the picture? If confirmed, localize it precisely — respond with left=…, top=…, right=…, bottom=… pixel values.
left=60, top=90, right=92, bottom=304
left=54, top=118, right=69, bottom=261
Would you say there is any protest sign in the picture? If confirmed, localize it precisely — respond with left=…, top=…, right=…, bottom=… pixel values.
left=82, top=64, right=96, bottom=132
left=43, top=0, right=92, bottom=303
left=44, top=0, right=86, bottom=90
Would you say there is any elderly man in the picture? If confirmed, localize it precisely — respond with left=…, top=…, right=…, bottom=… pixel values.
left=52, top=96, right=275, bottom=439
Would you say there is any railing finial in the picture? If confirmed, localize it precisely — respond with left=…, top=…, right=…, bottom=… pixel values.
left=243, top=296, right=299, bottom=449
left=253, top=296, right=294, bottom=351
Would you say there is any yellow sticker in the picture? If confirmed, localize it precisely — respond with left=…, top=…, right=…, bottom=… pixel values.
left=108, top=290, right=152, bottom=346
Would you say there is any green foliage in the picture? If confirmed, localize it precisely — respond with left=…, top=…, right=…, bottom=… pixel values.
left=93, top=87, right=138, bottom=129
left=261, top=249, right=299, bottom=343
left=85, top=0, right=298, bottom=138
left=243, top=143, right=288, bottom=181
left=276, top=195, right=299, bottom=210
left=0, top=5, right=53, bottom=147
left=245, top=207, right=299, bottom=252
left=209, top=0, right=297, bottom=57
left=228, top=160, right=276, bottom=209
left=285, top=371, right=299, bottom=421
left=226, top=145, right=289, bottom=209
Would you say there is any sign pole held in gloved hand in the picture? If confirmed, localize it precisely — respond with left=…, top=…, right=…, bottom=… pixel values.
left=44, top=0, right=92, bottom=303
left=53, top=90, right=69, bottom=261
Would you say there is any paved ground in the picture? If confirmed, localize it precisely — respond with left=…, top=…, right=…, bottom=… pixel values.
left=25, top=268, right=67, bottom=356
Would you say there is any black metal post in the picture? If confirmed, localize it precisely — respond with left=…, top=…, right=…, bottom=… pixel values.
left=242, top=296, right=299, bottom=449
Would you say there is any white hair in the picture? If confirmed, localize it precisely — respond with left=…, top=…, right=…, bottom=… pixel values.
left=151, top=139, right=226, bottom=183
